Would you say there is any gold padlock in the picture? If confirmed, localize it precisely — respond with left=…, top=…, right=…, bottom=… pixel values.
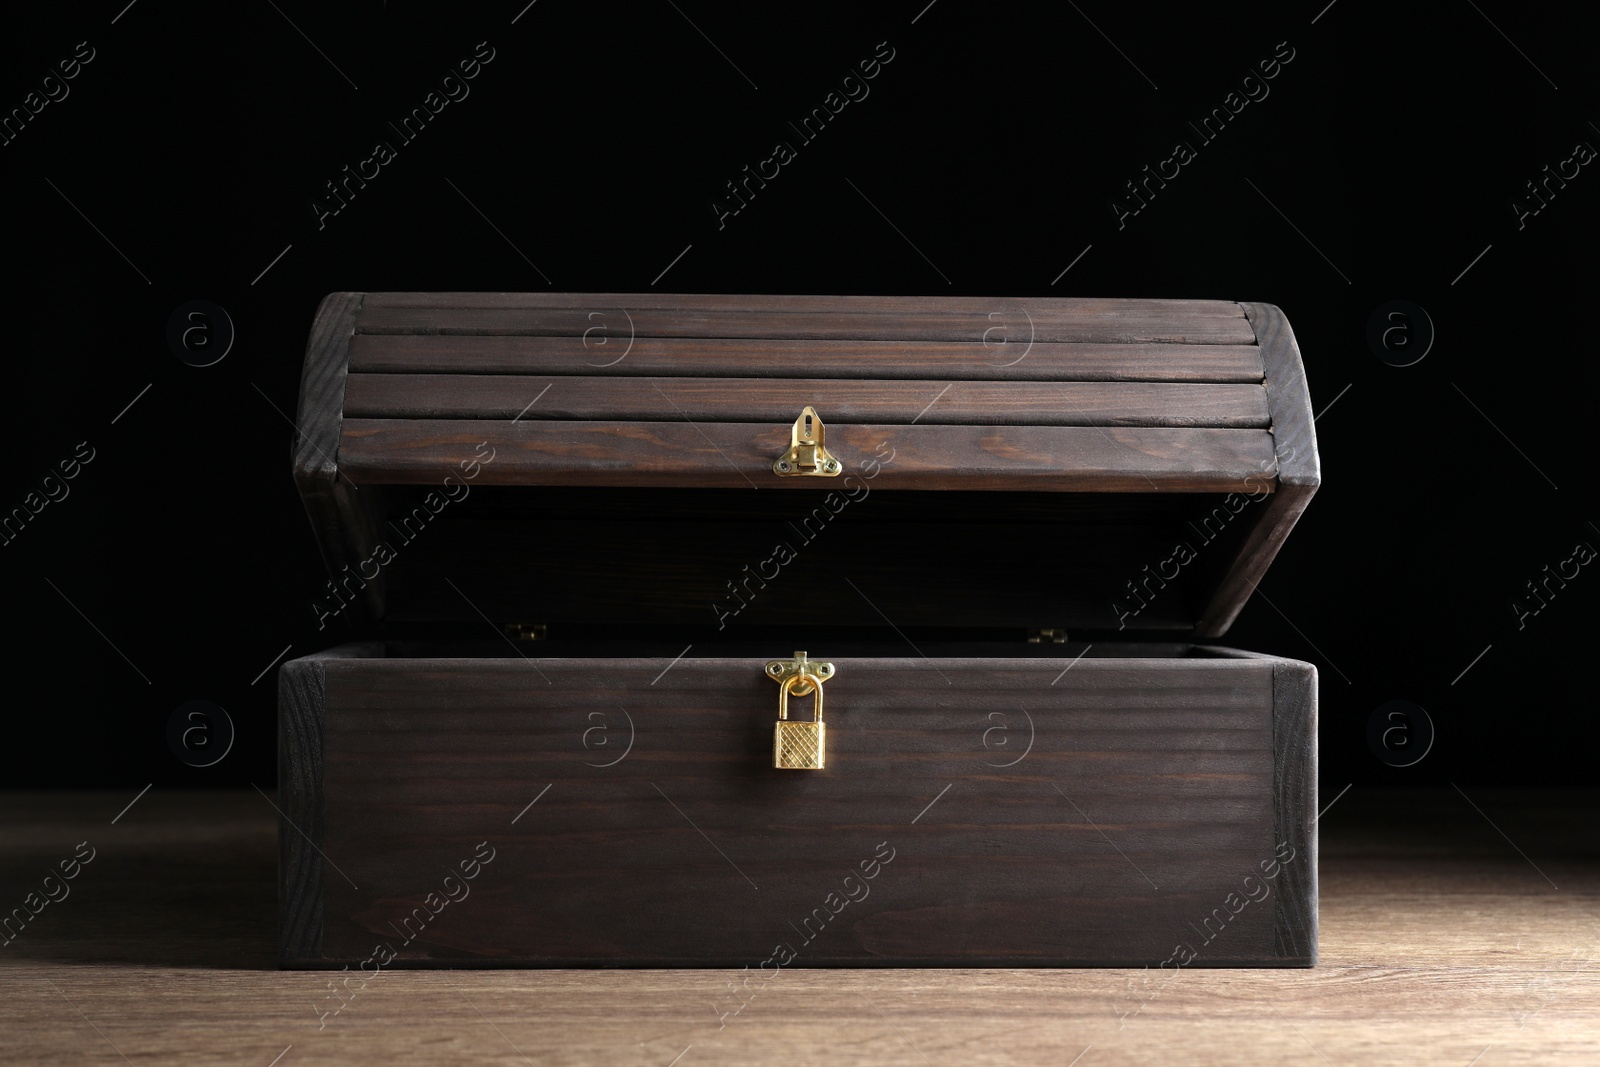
left=766, top=651, right=834, bottom=770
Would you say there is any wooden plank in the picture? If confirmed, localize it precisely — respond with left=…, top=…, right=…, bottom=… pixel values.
left=343, top=374, right=1272, bottom=427
left=1272, top=657, right=1318, bottom=962
left=301, top=652, right=1282, bottom=966
left=1194, top=304, right=1320, bottom=636
left=346, top=335, right=1267, bottom=382
left=338, top=419, right=1280, bottom=492
left=325, top=656, right=1275, bottom=701
left=1248, top=302, right=1321, bottom=488
left=276, top=653, right=323, bottom=964
left=361, top=292, right=1250, bottom=318
left=354, top=305, right=1257, bottom=344
left=292, top=292, right=362, bottom=485
left=276, top=643, right=382, bottom=965
left=1193, top=482, right=1314, bottom=636
left=291, top=291, right=386, bottom=621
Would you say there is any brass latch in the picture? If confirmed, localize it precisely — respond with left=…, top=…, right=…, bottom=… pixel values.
left=773, top=406, right=841, bottom=477
left=504, top=622, right=547, bottom=642
left=766, top=651, right=835, bottom=769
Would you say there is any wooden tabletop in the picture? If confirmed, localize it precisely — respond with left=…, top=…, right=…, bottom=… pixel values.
left=1, top=787, right=1595, bottom=1066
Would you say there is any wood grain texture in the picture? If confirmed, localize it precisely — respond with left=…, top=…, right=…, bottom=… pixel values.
left=272, top=647, right=1315, bottom=967
left=7, top=788, right=1592, bottom=1066
left=1242, top=302, right=1320, bottom=488
left=338, top=419, right=1280, bottom=493
left=353, top=296, right=1256, bottom=345
left=295, top=293, right=1317, bottom=634
left=1193, top=483, right=1314, bottom=637
left=277, top=643, right=381, bottom=965
left=1192, top=303, right=1321, bottom=637
left=360, top=292, right=1251, bottom=316
left=293, top=291, right=386, bottom=621
left=1271, top=658, right=1318, bottom=961
left=346, top=335, right=1268, bottom=382
left=343, top=375, right=1271, bottom=427
left=355, top=308, right=1255, bottom=344
left=293, top=292, right=364, bottom=488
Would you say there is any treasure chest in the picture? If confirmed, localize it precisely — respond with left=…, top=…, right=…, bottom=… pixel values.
left=277, top=292, right=1319, bottom=968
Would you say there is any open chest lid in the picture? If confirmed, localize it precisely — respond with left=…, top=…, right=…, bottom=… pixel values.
left=292, top=292, right=1318, bottom=639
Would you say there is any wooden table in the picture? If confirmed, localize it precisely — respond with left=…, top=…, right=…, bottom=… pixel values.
left=1, top=787, right=1595, bottom=1065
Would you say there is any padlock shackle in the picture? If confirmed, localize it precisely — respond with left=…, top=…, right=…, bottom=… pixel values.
left=776, top=670, right=825, bottom=723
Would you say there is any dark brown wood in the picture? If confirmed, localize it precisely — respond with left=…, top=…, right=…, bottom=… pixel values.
left=359, top=292, right=1251, bottom=317
left=276, top=645, right=1314, bottom=967
left=344, top=374, right=1271, bottom=427
left=1246, top=302, right=1321, bottom=489
left=356, top=309, right=1254, bottom=344
left=304, top=293, right=1320, bottom=631
left=277, top=642, right=381, bottom=965
left=354, top=296, right=1256, bottom=345
left=347, top=335, right=1267, bottom=383
left=282, top=293, right=1322, bottom=970
left=1270, top=657, right=1318, bottom=963
left=338, top=419, right=1280, bottom=493
left=292, top=292, right=386, bottom=622
left=1193, top=303, right=1321, bottom=637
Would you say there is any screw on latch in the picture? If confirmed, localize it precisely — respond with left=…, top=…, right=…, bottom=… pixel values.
left=773, top=405, right=842, bottom=477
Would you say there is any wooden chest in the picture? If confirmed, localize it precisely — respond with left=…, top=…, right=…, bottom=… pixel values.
left=278, top=293, right=1319, bottom=968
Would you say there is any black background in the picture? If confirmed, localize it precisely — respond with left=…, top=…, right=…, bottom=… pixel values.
left=2, top=1, right=1595, bottom=790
